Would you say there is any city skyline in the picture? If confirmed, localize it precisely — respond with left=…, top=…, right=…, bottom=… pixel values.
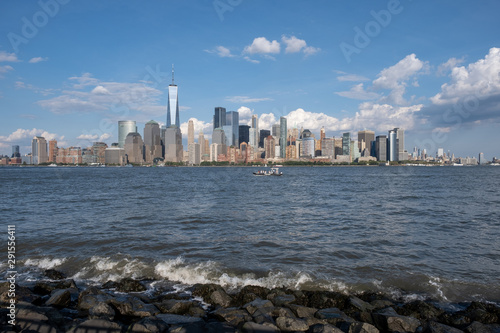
left=1, top=1, right=500, bottom=158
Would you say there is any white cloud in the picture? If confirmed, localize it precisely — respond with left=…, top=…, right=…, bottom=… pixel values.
left=179, top=117, right=212, bottom=140
left=437, top=57, right=465, bottom=76
left=244, top=37, right=280, bottom=54
left=237, top=106, right=254, bottom=125
left=99, top=133, right=111, bottom=141
left=372, top=54, right=428, bottom=105
left=29, top=57, right=48, bottom=63
left=206, top=46, right=235, bottom=58
left=431, top=47, right=500, bottom=105
left=0, top=128, right=66, bottom=151
left=243, top=56, right=260, bottom=64
left=0, top=51, right=20, bottom=62
left=76, top=134, right=99, bottom=140
left=15, top=80, right=56, bottom=95
left=281, top=36, right=320, bottom=56
left=91, top=85, right=110, bottom=95
left=225, top=96, right=273, bottom=103
left=335, top=83, right=380, bottom=100
left=69, top=73, right=100, bottom=89
left=0, top=65, right=14, bottom=77
left=336, top=74, right=369, bottom=82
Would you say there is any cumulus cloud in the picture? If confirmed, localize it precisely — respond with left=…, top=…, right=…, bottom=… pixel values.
left=0, top=65, right=14, bottom=78
left=0, top=128, right=67, bottom=153
left=437, top=57, right=465, bottom=76
left=225, top=96, right=273, bottom=103
left=281, top=36, right=320, bottom=56
left=335, top=83, right=380, bottom=100
left=0, top=51, right=20, bottom=62
left=205, top=46, right=235, bottom=58
left=29, top=57, right=48, bottom=63
left=76, top=134, right=99, bottom=140
left=179, top=117, right=213, bottom=140
left=336, top=74, right=369, bottom=82
left=91, top=85, right=111, bottom=95
left=237, top=106, right=254, bottom=125
left=244, top=37, right=280, bottom=54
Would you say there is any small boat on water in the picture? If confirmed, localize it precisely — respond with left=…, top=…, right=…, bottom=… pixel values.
left=253, top=167, right=283, bottom=176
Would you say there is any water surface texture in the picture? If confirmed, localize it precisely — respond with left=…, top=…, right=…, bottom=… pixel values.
left=1, top=166, right=499, bottom=303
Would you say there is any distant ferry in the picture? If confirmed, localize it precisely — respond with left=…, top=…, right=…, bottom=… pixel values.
left=253, top=167, right=283, bottom=176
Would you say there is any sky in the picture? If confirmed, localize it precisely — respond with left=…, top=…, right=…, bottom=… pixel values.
left=0, top=0, right=499, bottom=159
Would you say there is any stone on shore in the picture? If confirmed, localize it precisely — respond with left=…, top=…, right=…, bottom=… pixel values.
left=424, top=320, right=465, bottom=333
left=45, top=289, right=71, bottom=307
left=242, top=321, right=280, bottom=332
left=128, top=316, right=169, bottom=333
left=69, top=318, right=122, bottom=333
left=45, top=269, right=66, bottom=280
left=275, top=316, right=309, bottom=331
left=88, top=302, right=116, bottom=320
left=115, top=277, right=147, bottom=292
left=156, top=313, right=204, bottom=325
left=373, top=307, right=421, bottom=333
left=315, top=307, right=354, bottom=325
left=243, top=298, right=274, bottom=315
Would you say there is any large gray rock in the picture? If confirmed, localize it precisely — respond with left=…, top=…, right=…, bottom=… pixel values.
left=465, top=322, right=500, bottom=333
left=350, top=296, right=376, bottom=312
left=109, top=295, right=159, bottom=317
left=88, top=302, right=115, bottom=320
left=115, top=277, right=147, bottom=292
left=315, top=307, right=354, bottom=325
left=77, top=287, right=113, bottom=312
left=243, top=298, right=274, bottom=315
left=288, top=304, right=318, bottom=318
left=156, top=313, right=204, bottom=325
left=342, top=321, right=380, bottom=333
left=242, top=321, right=280, bottom=332
left=309, top=323, right=345, bottom=333
left=156, top=299, right=194, bottom=314
left=70, top=318, right=122, bottom=333
left=211, top=289, right=233, bottom=308
left=272, top=294, right=296, bottom=307
left=275, top=316, right=309, bottom=332
left=16, top=307, right=58, bottom=333
left=373, top=307, right=421, bottom=333
left=45, top=289, right=71, bottom=307
left=425, top=321, right=464, bottom=333
left=212, top=307, right=252, bottom=327
left=128, top=316, right=169, bottom=333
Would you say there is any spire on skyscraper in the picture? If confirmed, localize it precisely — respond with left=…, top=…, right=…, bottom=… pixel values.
left=166, top=64, right=180, bottom=127
left=172, top=64, right=174, bottom=85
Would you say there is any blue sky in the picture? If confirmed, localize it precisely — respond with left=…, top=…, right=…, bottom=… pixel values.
left=1, top=0, right=499, bottom=158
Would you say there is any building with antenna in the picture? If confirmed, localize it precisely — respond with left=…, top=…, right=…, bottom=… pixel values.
left=164, top=65, right=183, bottom=162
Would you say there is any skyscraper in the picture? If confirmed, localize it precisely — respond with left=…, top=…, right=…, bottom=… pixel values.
left=167, top=65, right=180, bottom=128
left=118, top=120, right=137, bottom=148
left=188, top=119, right=195, bottom=146
left=358, top=130, right=375, bottom=155
left=144, top=120, right=162, bottom=163
left=224, top=111, right=239, bottom=147
left=48, top=140, right=58, bottom=163
left=279, top=117, right=287, bottom=159
left=388, top=129, right=397, bottom=161
left=32, top=136, right=48, bottom=165
left=124, top=132, right=144, bottom=164
left=11, top=145, right=20, bottom=158
left=375, top=135, right=387, bottom=161
left=395, top=128, right=406, bottom=161
left=239, top=125, right=250, bottom=144
left=342, top=132, right=351, bottom=156
left=213, top=107, right=226, bottom=130
left=251, top=115, right=259, bottom=150
left=259, top=130, right=271, bottom=148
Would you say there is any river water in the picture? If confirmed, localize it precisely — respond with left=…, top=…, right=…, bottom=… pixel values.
left=1, top=165, right=499, bottom=304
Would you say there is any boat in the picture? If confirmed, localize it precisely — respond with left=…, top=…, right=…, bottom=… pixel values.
left=253, top=167, right=283, bottom=176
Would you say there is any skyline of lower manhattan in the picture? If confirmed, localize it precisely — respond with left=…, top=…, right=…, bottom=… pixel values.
left=0, top=2, right=499, bottom=160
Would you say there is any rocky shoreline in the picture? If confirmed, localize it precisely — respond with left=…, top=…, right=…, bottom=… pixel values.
left=1, top=270, right=499, bottom=333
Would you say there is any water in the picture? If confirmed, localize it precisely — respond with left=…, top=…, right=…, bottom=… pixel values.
left=1, top=165, right=499, bottom=304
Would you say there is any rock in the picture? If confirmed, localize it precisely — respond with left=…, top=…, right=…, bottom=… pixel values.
left=115, top=277, right=147, bottom=292
left=169, top=323, right=205, bottom=333
left=89, top=302, right=115, bottom=320
left=212, top=307, right=252, bottom=327
left=0, top=283, right=40, bottom=304
left=16, top=307, right=58, bottom=333
left=77, top=290, right=114, bottom=312
left=371, top=300, right=395, bottom=310
left=211, top=289, right=233, bottom=308
left=272, top=306, right=296, bottom=318
left=243, top=298, right=274, bottom=315
left=469, top=309, right=498, bottom=324
left=350, top=296, right=376, bottom=312
left=465, top=321, right=500, bottom=333
left=315, top=307, right=354, bottom=325
left=128, top=316, right=169, bottom=333
left=373, top=307, right=421, bottom=333
left=425, top=321, right=465, bottom=333
left=342, top=322, right=380, bottom=333
left=275, top=316, right=309, bottom=331
left=45, top=289, right=71, bottom=307
left=156, top=313, right=204, bottom=325
left=287, top=304, right=318, bottom=318
left=309, top=323, right=345, bottom=333
left=70, top=318, right=122, bottom=333
left=242, top=321, right=280, bottom=332
left=253, top=308, right=276, bottom=325
left=109, top=295, right=159, bottom=317
left=189, top=304, right=207, bottom=317
left=205, top=321, right=237, bottom=332
left=192, top=283, right=224, bottom=301
left=157, top=299, right=194, bottom=315
left=272, top=294, right=296, bottom=307
left=400, top=301, right=445, bottom=320
left=45, top=269, right=66, bottom=280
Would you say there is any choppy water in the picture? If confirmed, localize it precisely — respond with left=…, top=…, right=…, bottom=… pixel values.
left=1, top=165, right=499, bottom=304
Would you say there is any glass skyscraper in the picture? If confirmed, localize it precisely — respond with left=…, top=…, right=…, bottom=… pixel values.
left=223, top=111, right=239, bottom=147
left=167, top=65, right=180, bottom=128
left=213, top=107, right=226, bottom=130
left=342, top=132, right=351, bottom=156
left=279, top=117, right=287, bottom=158
left=118, top=120, right=137, bottom=148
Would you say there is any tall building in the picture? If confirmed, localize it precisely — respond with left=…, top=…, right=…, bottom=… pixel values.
left=395, top=128, right=406, bottom=161
left=224, top=111, right=239, bottom=147
left=188, top=119, right=195, bottom=146
left=11, top=145, right=20, bottom=158
left=279, top=117, right=287, bottom=159
left=342, top=132, right=351, bottom=156
left=272, top=124, right=280, bottom=138
left=358, top=130, right=375, bottom=155
left=376, top=135, right=387, bottom=161
left=239, top=125, right=250, bottom=144
left=188, top=143, right=201, bottom=165
left=198, top=130, right=208, bottom=161
left=48, top=140, right=58, bottom=162
left=144, top=120, right=162, bottom=163
left=32, top=136, right=48, bottom=165
left=259, top=130, right=270, bottom=148
left=164, top=127, right=183, bottom=162
left=213, top=107, right=226, bottom=130
left=124, top=132, right=144, bottom=164
left=479, top=152, right=485, bottom=164
left=387, top=129, right=397, bottom=161
left=321, top=138, right=335, bottom=158
left=212, top=128, right=227, bottom=155
left=251, top=115, right=259, bottom=150
left=167, top=65, right=180, bottom=128
left=118, top=120, right=137, bottom=148
left=264, top=135, right=275, bottom=159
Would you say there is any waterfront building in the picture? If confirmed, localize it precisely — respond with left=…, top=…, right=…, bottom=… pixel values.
left=358, top=130, right=375, bottom=156
left=350, top=140, right=361, bottom=162
left=105, top=147, right=125, bottom=165
left=376, top=135, right=387, bottom=161
left=32, top=136, right=48, bottom=165
left=342, top=132, right=351, bottom=158
left=437, top=148, right=444, bottom=158
left=212, top=128, right=227, bottom=156
left=301, top=130, right=315, bottom=158
left=239, top=125, right=250, bottom=144
left=167, top=65, right=180, bottom=127
left=164, top=127, right=183, bottom=162
left=91, top=142, right=107, bottom=164
left=321, top=138, right=335, bottom=159
left=224, top=111, right=239, bottom=147
left=48, top=140, right=57, bottom=162
left=264, top=135, right=275, bottom=159
left=118, top=120, right=137, bottom=148
left=279, top=117, right=287, bottom=159
left=144, top=120, right=162, bottom=163
left=213, top=107, right=226, bottom=130
left=124, top=132, right=144, bottom=164
left=11, top=145, right=20, bottom=158
left=479, top=152, right=485, bottom=164
left=388, top=129, right=398, bottom=161
left=395, top=128, right=407, bottom=161
left=188, top=143, right=201, bottom=165
left=56, top=147, right=82, bottom=164
left=272, top=124, right=280, bottom=139
left=251, top=115, right=259, bottom=150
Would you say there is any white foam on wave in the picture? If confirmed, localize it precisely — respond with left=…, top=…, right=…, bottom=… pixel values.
left=154, top=256, right=320, bottom=291
left=428, top=276, right=449, bottom=302
left=24, top=257, right=67, bottom=270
